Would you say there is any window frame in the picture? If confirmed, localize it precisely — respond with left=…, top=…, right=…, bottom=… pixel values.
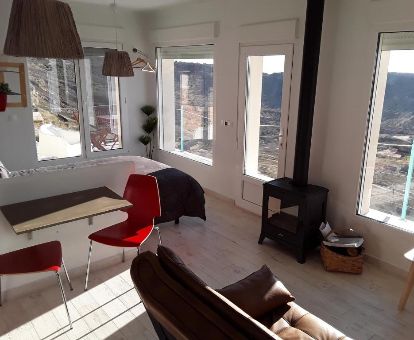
left=27, top=41, right=129, bottom=167
left=155, top=44, right=216, bottom=166
left=237, top=44, right=294, bottom=183
left=357, top=31, right=414, bottom=232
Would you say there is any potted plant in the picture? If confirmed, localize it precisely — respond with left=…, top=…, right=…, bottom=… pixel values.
left=0, top=82, right=13, bottom=112
left=138, top=105, right=158, bottom=159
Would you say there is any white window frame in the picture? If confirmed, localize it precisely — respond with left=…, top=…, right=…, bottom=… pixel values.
left=235, top=44, right=294, bottom=210
left=156, top=44, right=216, bottom=166
left=358, top=31, right=414, bottom=232
left=28, top=41, right=129, bottom=166
left=79, top=42, right=129, bottom=160
left=234, top=43, right=294, bottom=211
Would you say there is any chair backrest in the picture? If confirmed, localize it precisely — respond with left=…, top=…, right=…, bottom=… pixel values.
left=123, top=174, right=161, bottom=222
left=130, top=252, right=253, bottom=340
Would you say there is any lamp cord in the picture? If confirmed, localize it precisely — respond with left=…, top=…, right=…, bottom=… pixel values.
left=113, top=0, right=118, bottom=50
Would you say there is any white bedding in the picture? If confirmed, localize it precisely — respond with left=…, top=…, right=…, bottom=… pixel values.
left=6, top=156, right=171, bottom=178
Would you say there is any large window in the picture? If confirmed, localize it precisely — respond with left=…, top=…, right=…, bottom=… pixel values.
left=157, top=45, right=214, bottom=165
left=83, top=47, right=122, bottom=153
left=359, top=32, right=414, bottom=231
left=244, top=54, right=286, bottom=180
left=27, top=47, right=123, bottom=161
left=28, top=58, right=81, bottom=160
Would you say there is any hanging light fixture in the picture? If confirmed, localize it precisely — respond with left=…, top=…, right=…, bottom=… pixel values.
left=102, top=0, right=133, bottom=77
left=3, top=0, right=84, bottom=59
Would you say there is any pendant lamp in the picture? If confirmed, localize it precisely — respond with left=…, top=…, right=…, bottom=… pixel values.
left=3, top=0, right=84, bottom=59
left=102, top=0, right=133, bottom=77
left=102, top=50, right=134, bottom=77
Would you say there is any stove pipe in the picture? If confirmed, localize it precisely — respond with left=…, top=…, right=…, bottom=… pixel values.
left=292, top=0, right=325, bottom=186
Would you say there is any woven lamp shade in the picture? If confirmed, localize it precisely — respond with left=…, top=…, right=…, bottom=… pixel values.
left=102, top=50, right=134, bottom=77
left=3, top=0, right=84, bottom=59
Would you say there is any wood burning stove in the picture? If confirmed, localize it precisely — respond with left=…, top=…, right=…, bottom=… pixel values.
left=259, top=0, right=328, bottom=263
left=259, top=178, right=328, bottom=263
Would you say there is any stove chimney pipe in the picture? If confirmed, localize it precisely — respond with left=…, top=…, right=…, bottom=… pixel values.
left=292, top=0, right=325, bottom=186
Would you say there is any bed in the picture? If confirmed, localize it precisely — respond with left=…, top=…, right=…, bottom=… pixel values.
left=131, top=157, right=206, bottom=224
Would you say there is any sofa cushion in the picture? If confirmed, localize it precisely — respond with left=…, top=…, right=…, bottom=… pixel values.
left=217, top=265, right=295, bottom=318
left=131, top=251, right=250, bottom=339
left=271, top=303, right=348, bottom=340
left=157, top=246, right=281, bottom=339
left=157, top=244, right=207, bottom=287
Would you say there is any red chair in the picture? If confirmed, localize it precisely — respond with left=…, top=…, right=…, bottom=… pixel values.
left=84, top=174, right=162, bottom=290
left=0, top=241, right=73, bottom=328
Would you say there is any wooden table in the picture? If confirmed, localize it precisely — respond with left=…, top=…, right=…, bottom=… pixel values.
left=0, top=187, right=132, bottom=235
left=398, top=248, right=414, bottom=310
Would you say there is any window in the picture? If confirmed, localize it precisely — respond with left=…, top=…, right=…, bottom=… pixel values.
left=28, top=58, right=81, bottom=160
left=244, top=55, right=286, bottom=180
left=157, top=45, right=214, bottom=165
left=28, top=47, right=123, bottom=162
left=239, top=45, right=293, bottom=184
left=82, top=47, right=122, bottom=152
left=359, top=31, right=414, bottom=231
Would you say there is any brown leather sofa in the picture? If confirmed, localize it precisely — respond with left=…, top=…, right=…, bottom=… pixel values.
left=130, top=247, right=349, bottom=340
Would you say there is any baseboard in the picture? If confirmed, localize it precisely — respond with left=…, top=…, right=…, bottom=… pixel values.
left=204, top=188, right=235, bottom=204
left=364, top=254, right=407, bottom=279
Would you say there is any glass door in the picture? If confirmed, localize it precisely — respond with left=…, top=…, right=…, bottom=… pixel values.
left=237, top=44, right=293, bottom=206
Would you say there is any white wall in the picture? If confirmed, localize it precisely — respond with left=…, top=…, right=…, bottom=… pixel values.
left=310, top=0, right=414, bottom=271
left=0, top=1, right=155, bottom=296
left=149, top=0, right=414, bottom=272
left=0, top=0, right=154, bottom=171
left=148, top=0, right=307, bottom=200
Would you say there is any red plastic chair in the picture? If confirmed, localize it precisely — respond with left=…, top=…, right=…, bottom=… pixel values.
left=0, top=241, right=73, bottom=328
left=84, top=174, right=161, bottom=290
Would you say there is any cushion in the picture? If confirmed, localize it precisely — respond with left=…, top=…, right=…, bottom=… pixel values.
left=130, top=252, right=251, bottom=340
left=157, top=245, right=207, bottom=287
left=217, top=265, right=295, bottom=318
left=157, top=246, right=280, bottom=339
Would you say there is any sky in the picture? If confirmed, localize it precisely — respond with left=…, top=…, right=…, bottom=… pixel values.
left=262, top=55, right=285, bottom=74
left=388, top=50, right=414, bottom=73
left=174, top=55, right=285, bottom=74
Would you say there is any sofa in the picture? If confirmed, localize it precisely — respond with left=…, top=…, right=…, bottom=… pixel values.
left=130, top=246, right=349, bottom=340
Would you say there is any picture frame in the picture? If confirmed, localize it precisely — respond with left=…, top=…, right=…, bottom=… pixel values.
left=0, top=62, right=27, bottom=108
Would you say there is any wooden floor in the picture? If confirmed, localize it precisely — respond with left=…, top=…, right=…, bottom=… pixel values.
left=0, top=194, right=413, bottom=339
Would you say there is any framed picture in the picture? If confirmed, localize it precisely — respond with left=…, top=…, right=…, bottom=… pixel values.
left=0, top=62, right=27, bottom=108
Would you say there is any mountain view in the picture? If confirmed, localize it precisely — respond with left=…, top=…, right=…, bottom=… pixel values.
left=29, top=58, right=414, bottom=218
left=371, top=72, right=414, bottom=219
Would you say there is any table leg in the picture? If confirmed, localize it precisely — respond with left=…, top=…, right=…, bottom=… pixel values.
left=398, top=261, right=414, bottom=310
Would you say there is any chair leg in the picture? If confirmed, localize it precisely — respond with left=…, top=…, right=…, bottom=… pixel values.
left=0, top=275, right=2, bottom=307
left=155, top=226, right=162, bottom=245
left=61, top=259, right=73, bottom=291
left=399, top=262, right=414, bottom=310
left=56, top=272, right=72, bottom=329
left=122, top=248, right=126, bottom=263
left=84, top=240, right=93, bottom=291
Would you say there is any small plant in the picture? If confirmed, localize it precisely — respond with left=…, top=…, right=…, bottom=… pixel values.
left=0, top=83, right=13, bottom=94
left=0, top=83, right=13, bottom=112
left=138, top=105, right=157, bottom=159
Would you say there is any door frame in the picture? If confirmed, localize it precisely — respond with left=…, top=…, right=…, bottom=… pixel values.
left=235, top=44, right=294, bottom=213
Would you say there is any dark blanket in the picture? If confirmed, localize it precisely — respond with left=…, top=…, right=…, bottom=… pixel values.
left=149, top=168, right=206, bottom=224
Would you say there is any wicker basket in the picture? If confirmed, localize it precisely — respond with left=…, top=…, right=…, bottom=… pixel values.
left=320, top=243, right=363, bottom=274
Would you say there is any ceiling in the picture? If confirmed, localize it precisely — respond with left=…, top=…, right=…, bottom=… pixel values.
left=70, top=0, right=207, bottom=10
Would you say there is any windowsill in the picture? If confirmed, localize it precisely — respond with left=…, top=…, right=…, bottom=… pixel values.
left=360, top=208, right=414, bottom=234
left=161, top=149, right=213, bottom=166
left=6, top=154, right=135, bottom=179
left=244, top=173, right=274, bottom=183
